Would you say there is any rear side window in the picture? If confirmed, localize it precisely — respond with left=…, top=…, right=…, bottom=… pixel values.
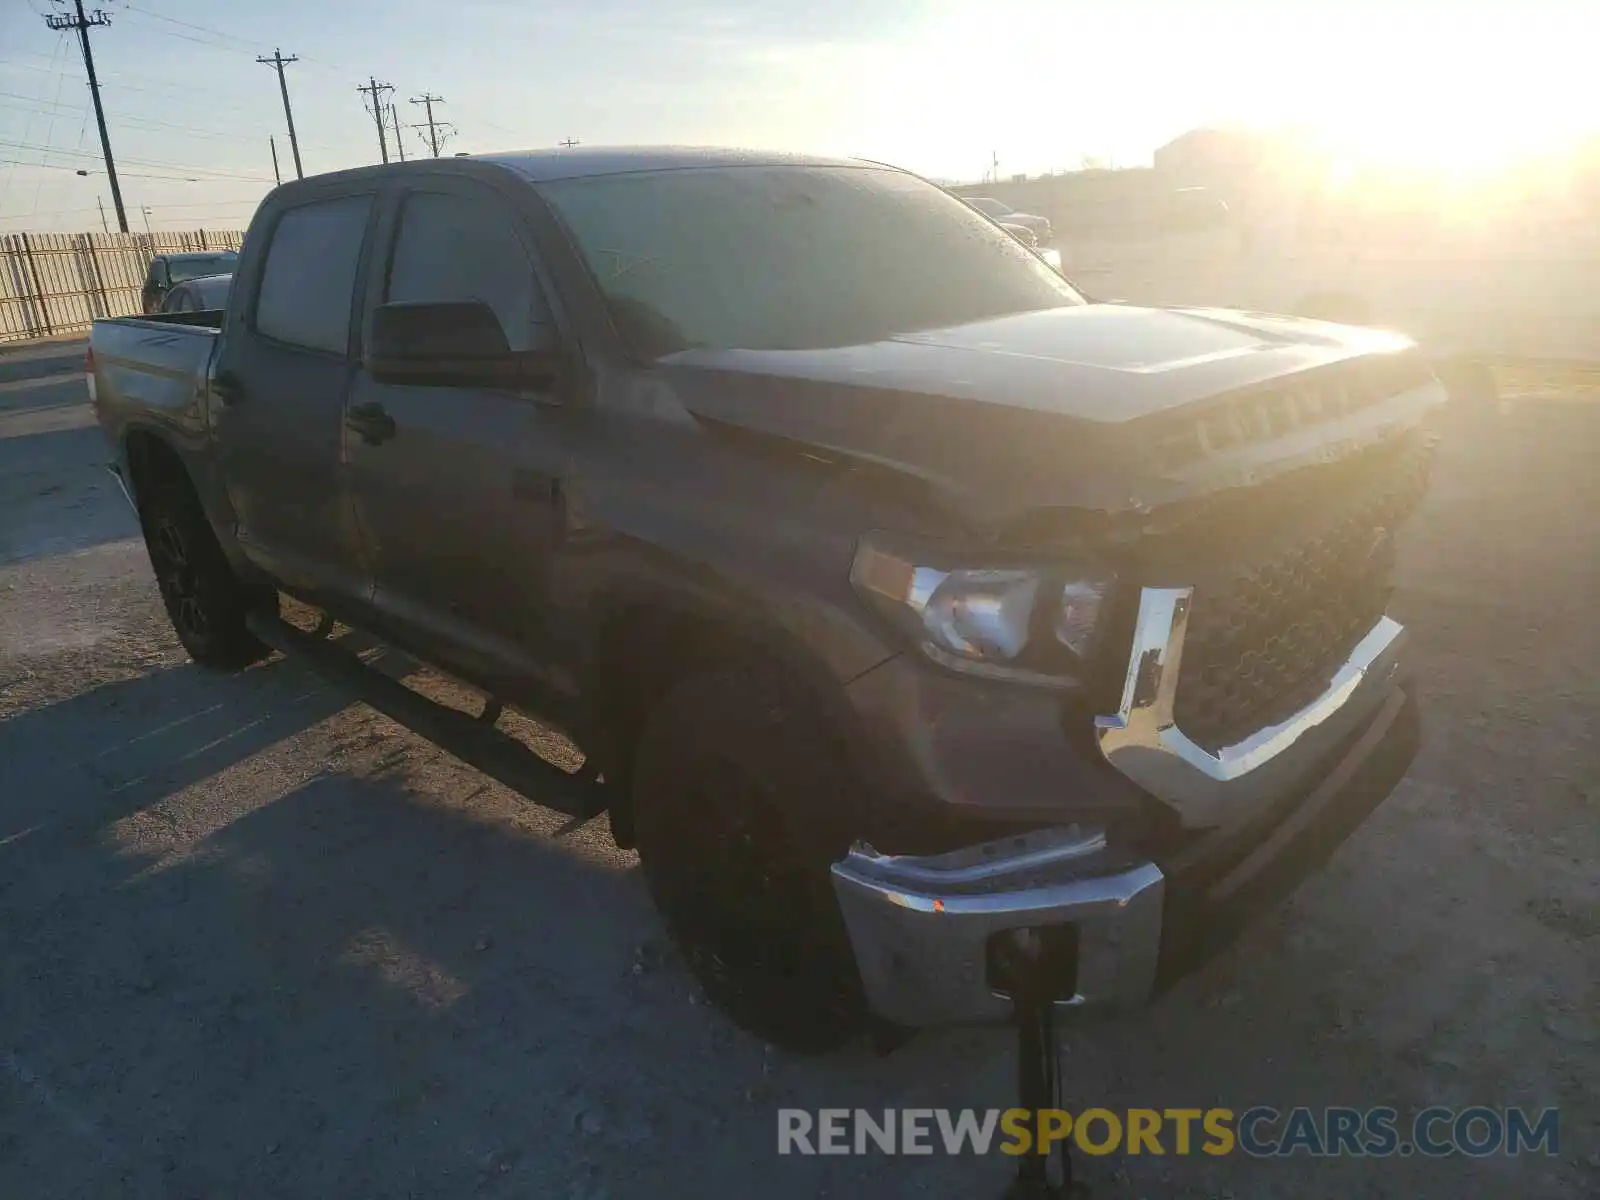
left=255, top=195, right=372, bottom=354
left=385, top=190, right=552, bottom=351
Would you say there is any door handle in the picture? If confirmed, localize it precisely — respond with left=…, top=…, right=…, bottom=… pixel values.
left=346, top=401, right=397, bottom=445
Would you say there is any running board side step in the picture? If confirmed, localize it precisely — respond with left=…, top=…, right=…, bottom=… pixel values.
left=244, top=610, right=608, bottom=821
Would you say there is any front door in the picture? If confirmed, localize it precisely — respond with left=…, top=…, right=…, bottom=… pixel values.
left=212, top=191, right=378, bottom=603
left=344, top=181, right=573, bottom=695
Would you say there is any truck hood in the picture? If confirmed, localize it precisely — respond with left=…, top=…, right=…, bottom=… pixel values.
left=658, top=304, right=1431, bottom=523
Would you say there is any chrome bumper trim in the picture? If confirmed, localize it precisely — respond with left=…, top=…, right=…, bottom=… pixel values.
left=830, top=826, right=1165, bottom=1027
left=1095, top=587, right=1408, bottom=828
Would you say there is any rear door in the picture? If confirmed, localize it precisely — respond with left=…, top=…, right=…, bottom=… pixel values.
left=212, top=189, right=379, bottom=602
left=345, top=178, right=574, bottom=692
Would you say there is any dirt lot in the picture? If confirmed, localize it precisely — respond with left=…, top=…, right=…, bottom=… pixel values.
left=1, top=340, right=1595, bottom=1199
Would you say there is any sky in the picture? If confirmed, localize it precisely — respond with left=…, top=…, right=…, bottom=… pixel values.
left=2, top=0, right=1596, bottom=233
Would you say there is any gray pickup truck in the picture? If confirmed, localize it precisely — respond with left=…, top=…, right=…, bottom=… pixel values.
left=88, top=149, right=1440, bottom=1077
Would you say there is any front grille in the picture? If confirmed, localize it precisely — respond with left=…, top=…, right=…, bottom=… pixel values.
left=1170, top=434, right=1435, bottom=751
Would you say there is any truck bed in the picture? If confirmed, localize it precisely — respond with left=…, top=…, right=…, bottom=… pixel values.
left=90, top=311, right=222, bottom=439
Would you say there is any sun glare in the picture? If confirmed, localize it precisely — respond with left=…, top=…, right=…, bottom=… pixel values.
left=1277, top=14, right=1591, bottom=182
left=1312, top=108, right=1583, bottom=179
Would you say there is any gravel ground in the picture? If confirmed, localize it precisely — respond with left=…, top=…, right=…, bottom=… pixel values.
left=1, top=341, right=1595, bottom=1199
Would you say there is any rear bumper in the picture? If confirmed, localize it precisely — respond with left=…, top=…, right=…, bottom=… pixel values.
left=830, top=679, right=1419, bottom=1028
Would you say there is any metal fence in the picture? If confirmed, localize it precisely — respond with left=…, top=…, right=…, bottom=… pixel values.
left=0, top=229, right=246, bottom=343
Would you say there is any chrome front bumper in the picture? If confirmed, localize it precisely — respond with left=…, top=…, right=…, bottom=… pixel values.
left=831, top=826, right=1164, bottom=1027
left=831, top=604, right=1409, bottom=1028
left=1096, top=589, right=1408, bottom=829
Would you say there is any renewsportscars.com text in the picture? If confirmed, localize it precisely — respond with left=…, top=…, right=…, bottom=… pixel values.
left=777, top=1106, right=1560, bottom=1159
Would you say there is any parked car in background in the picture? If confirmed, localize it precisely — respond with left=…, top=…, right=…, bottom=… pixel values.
left=140, top=250, right=239, bottom=314
left=158, top=273, right=233, bottom=315
left=964, top=195, right=1053, bottom=243
left=992, top=220, right=1069, bottom=274
left=998, top=220, right=1038, bottom=246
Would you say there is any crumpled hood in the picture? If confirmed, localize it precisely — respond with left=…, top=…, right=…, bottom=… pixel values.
left=656, top=304, right=1428, bottom=521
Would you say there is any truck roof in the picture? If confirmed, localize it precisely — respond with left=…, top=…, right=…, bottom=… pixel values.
left=475, top=145, right=868, bottom=181
left=265, top=146, right=879, bottom=197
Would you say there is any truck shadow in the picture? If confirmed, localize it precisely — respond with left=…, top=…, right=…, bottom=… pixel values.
left=0, top=634, right=1019, bottom=1197
left=0, top=650, right=353, bottom=837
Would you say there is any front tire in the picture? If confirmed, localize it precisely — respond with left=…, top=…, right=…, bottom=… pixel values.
left=632, top=664, right=866, bottom=1053
left=139, top=479, right=273, bottom=669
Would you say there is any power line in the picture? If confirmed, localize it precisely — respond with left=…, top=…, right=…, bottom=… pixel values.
left=0, top=154, right=264, bottom=184
left=0, top=86, right=345, bottom=154
left=2, top=93, right=246, bottom=143
left=0, top=196, right=260, bottom=223
left=117, top=3, right=259, bottom=52
left=256, top=49, right=304, bottom=180
left=356, top=77, right=394, bottom=164
left=0, top=33, right=69, bottom=213
left=25, top=34, right=78, bottom=218
left=43, top=0, right=129, bottom=232
left=0, top=139, right=275, bottom=182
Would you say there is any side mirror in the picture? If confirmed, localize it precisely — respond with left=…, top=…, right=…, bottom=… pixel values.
left=367, top=300, right=563, bottom=389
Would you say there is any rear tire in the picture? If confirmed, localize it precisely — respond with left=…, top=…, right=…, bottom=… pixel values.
left=139, top=479, right=273, bottom=669
left=632, top=663, right=866, bottom=1053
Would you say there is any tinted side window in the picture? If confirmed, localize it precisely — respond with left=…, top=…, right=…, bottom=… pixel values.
left=255, top=195, right=372, bottom=354
left=385, top=191, right=552, bottom=351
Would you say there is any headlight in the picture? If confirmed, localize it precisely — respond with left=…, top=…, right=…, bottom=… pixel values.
left=850, top=538, right=1113, bottom=685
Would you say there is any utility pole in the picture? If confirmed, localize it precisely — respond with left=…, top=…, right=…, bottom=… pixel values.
left=409, top=93, right=448, bottom=157
left=387, top=104, right=406, bottom=162
left=256, top=49, right=304, bottom=179
left=141, top=205, right=152, bottom=237
left=269, top=135, right=281, bottom=185
left=559, top=137, right=580, bottom=149
left=357, top=78, right=394, bottom=163
left=45, top=1, right=128, bottom=232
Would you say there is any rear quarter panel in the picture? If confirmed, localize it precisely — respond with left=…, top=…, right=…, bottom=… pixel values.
left=90, top=318, right=223, bottom=525
left=91, top=319, right=217, bottom=449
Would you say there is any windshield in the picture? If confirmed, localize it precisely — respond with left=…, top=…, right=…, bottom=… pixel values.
left=540, top=165, right=1082, bottom=355
left=966, top=196, right=1009, bottom=217
left=167, top=252, right=238, bottom=285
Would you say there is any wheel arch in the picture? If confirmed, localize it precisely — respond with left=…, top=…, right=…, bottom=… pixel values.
left=588, top=577, right=885, bottom=848
left=121, top=425, right=194, bottom=514
left=119, top=423, right=258, bottom=580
